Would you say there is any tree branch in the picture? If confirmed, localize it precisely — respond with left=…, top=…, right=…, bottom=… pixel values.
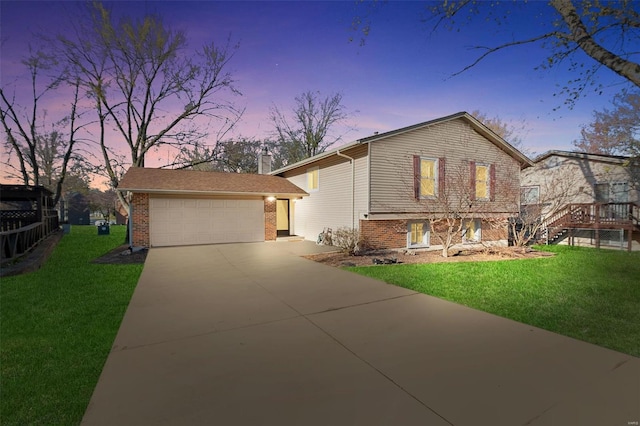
left=451, top=31, right=569, bottom=77
left=550, top=0, right=640, bottom=87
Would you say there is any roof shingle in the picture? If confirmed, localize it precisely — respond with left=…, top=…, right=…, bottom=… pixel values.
left=117, top=167, right=307, bottom=197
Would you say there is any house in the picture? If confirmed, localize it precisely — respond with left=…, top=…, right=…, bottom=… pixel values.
left=117, top=167, right=307, bottom=247
left=521, top=150, right=640, bottom=250
left=271, top=112, right=532, bottom=251
left=64, top=192, right=91, bottom=225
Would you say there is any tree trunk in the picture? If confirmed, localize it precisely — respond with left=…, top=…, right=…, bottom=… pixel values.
left=551, top=0, right=640, bottom=88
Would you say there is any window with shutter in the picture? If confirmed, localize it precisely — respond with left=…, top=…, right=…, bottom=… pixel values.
left=471, top=162, right=494, bottom=201
left=413, top=156, right=439, bottom=199
left=476, top=164, right=489, bottom=199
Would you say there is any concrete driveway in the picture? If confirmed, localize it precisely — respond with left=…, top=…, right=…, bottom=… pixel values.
left=82, top=241, right=639, bottom=426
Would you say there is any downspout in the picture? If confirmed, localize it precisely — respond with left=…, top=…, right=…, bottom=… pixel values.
left=336, top=149, right=355, bottom=229
left=128, top=194, right=134, bottom=249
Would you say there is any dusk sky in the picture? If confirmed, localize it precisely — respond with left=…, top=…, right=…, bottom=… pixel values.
left=1, top=1, right=636, bottom=171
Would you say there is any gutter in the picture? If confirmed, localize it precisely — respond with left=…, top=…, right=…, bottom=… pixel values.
left=336, top=149, right=356, bottom=229
left=270, top=140, right=363, bottom=175
left=116, top=189, right=309, bottom=198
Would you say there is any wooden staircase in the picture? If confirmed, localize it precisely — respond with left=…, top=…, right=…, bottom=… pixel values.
left=542, top=202, right=640, bottom=251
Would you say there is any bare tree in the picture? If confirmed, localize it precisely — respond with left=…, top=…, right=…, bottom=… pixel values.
left=516, top=158, right=592, bottom=247
left=574, top=88, right=640, bottom=156
left=419, top=161, right=478, bottom=257
left=176, top=138, right=265, bottom=173
left=470, top=110, right=531, bottom=155
left=1, top=49, right=85, bottom=207
left=353, top=1, right=640, bottom=106
left=174, top=144, right=217, bottom=172
left=87, top=188, right=118, bottom=221
left=60, top=169, right=92, bottom=198
left=213, top=138, right=263, bottom=173
left=270, top=91, right=350, bottom=165
left=399, top=126, right=521, bottom=257
left=55, top=2, right=243, bottom=208
left=411, top=159, right=519, bottom=257
left=514, top=178, right=580, bottom=248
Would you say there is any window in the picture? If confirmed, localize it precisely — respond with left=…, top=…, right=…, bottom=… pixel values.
left=521, top=186, right=540, bottom=205
left=413, top=156, right=443, bottom=199
left=462, top=219, right=481, bottom=243
left=407, top=221, right=430, bottom=248
left=610, top=182, right=629, bottom=203
left=475, top=164, right=489, bottom=199
left=594, top=183, right=609, bottom=203
left=470, top=162, right=495, bottom=201
left=307, top=167, right=319, bottom=191
left=420, top=158, right=436, bottom=197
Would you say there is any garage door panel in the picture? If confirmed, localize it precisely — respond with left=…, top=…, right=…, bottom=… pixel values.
left=149, top=197, right=264, bottom=247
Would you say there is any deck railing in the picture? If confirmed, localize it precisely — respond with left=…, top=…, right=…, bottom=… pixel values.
left=1, top=210, right=59, bottom=264
left=546, top=202, right=639, bottom=229
left=542, top=202, right=639, bottom=249
left=0, top=210, right=38, bottom=231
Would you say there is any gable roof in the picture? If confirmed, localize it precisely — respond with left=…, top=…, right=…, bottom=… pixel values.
left=271, top=111, right=533, bottom=175
left=533, top=150, right=630, bottom=165
left=117, top=167, right=307, bottom=197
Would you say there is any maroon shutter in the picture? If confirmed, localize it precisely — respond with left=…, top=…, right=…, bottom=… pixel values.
left=413, top=155, right=420, bottom=200
left=469, top=161, right=476, bottom=201
left=489, top=164, right=496, bottom=201
left=438, top=157, right=446, bottom=198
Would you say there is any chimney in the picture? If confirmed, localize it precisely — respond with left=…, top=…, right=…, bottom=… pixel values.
left=258, top=148, right=272, bottom=174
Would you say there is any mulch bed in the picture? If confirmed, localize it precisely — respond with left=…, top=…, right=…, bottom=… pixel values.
left=304, top=246, right=554, bottom=268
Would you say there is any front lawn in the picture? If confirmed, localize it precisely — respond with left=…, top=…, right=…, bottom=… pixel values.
left=347, top=245, right=640, bottom=357
left=1, top=226, right=142, bottom=426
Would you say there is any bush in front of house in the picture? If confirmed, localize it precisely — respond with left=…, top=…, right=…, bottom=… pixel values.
left=332, top=227, right=369, bottom=255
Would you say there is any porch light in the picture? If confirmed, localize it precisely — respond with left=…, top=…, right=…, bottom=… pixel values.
left=266, top=196, right=276, bottom=202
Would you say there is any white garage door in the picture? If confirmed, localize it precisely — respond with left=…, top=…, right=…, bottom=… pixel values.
left=149, top=198, right=265, bottom=247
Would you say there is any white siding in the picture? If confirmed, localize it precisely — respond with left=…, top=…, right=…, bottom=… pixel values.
left=283, top=145, right=369, bottom=241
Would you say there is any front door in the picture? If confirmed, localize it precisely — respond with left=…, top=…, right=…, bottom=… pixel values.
left=276, top=199, right=290, bottom=236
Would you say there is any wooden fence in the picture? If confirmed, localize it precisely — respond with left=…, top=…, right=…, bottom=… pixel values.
left=1, top=210, right=59, bottom=264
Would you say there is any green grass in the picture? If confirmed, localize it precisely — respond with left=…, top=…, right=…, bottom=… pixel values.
left=1, top=226, right=142, bottom=426
left=348, top=245, right=640, bottom=357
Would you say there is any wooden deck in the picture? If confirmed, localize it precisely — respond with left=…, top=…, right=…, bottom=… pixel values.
left=545, top=203, right=640, bottom=251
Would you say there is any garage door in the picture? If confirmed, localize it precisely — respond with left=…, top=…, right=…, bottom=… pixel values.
left=149, top=198, right=265, bottom=247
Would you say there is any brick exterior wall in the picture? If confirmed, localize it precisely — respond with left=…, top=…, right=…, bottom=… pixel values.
left=359, top=218, right=508, bottom=250
left=264, top=199, right=277, bottom=241
left=359, top=219, right=408, bottom=250
left=482, top=224, right=508, bottom=242
left=131, top=193, right=150, bottom=247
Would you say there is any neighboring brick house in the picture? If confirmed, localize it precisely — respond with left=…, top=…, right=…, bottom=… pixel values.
left=271, top=112, right=532, bottom=251
left=117, top=168, right=307, bottom=248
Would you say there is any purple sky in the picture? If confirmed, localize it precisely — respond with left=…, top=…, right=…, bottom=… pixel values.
left=1, top=1, right=635, bottom=171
